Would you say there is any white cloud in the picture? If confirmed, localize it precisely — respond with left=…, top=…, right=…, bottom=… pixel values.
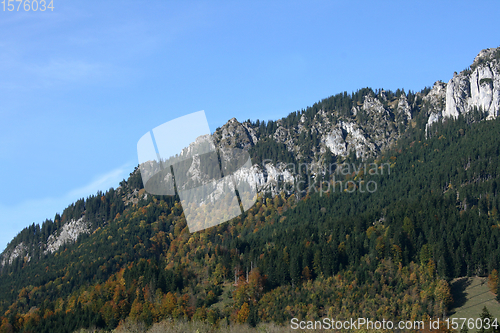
left=0, top=161, right=135, bottom=253
left=27, top=59, right=103, bottom=84
left=67, top=162, right=133, bottom=198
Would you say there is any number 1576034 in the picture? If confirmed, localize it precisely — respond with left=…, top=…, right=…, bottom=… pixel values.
left=2, top=0, right=54, bottom=11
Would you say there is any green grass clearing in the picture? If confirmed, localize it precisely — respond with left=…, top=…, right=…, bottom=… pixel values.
left=449, top=276, right=500, bottom=332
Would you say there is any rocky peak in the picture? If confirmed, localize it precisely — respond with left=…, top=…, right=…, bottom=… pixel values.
left=424, top=81, right=447, bottom=106
left=471, top=47, right=500, bottom=70
left=424, top=81, right=447, bottom=133
left=363, top=94, right=385, bottom=113
left=396, top=93, right=411, bottom=121
left=427, top=46, right=500, bottom=132
left=214, top=118, right=258, bottom=149
left=167, top=46, right=500, bottom=197
left=5, top=46, right=500, bottom=269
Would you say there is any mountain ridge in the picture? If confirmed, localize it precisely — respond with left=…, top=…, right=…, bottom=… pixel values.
left=1, top=46, right=500, bottom=333
left=2, top=45, right=500, bottom=268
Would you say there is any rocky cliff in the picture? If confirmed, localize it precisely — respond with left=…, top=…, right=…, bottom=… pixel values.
left=1, top=217, right=90, bottom=268
left=2, top=46, right=500, bottom=265
left=211, top=46, right=500, bottom=195
left=427, top=47, right=500, bottom=131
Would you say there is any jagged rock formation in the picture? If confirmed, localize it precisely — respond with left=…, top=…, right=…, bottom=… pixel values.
left=212, top=92, right=414, bottom=194
left=2, top=45, right=500, bottom=266
left=210, top=47, right=500, bottom=195
left=427, top=47, right=500, bottom=131
left=0, top=217, right=90, bottom=268
left=44, top=217, right=90, bottom=254
left=213, top=118, right=258, bottom=149
left=1, top=242, right=29, bottom=266
left=424, top=81, right=447, bottom=133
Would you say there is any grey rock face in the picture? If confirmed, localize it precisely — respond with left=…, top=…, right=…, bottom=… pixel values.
left=396, top=93, right=412, bottom=121
left=429, top=47, right=500, bottom=128
left=1, top=217, right=90, bottom=268
left=44, top=217, right=90, bottom=254
left=323, top=120, right=375, bottom=160
left=469, top=60, right=499, bottom=118
left=445, top=74, right=469, bottom=119
left=214, top=118, right=257, bottom=149
left=425, top=81, right=447, bottom=133
left=1, top=242, right=29, bottom=266
left=4, top=46, right=500, bottom=266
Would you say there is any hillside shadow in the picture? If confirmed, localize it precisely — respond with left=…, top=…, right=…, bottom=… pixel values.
left=449, top=277, right=472, bottom=315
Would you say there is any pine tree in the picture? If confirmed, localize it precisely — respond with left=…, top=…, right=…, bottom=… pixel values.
left=478, top=306, right=495, bottom=333
left=497, top=281, right=500, bottom=303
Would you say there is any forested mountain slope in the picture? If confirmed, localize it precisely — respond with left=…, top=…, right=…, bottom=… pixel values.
left=0, top=47, right=499, bottom=332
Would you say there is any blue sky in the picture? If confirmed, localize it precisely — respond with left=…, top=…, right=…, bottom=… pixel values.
left=0, top=0, right=499, bottom=251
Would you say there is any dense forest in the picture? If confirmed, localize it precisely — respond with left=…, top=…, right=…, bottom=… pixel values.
left=1, top=86, right=500, bottom=332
